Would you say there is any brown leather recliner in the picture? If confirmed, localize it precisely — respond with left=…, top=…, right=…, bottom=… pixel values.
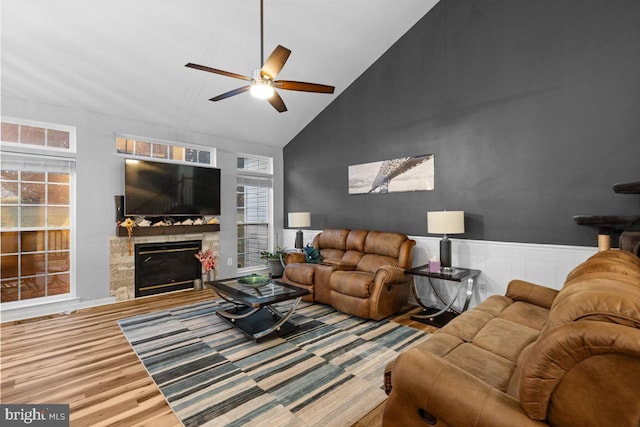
left=383, top=249, right=640, bottom=427
left=282, top=228, right=416, bottom=320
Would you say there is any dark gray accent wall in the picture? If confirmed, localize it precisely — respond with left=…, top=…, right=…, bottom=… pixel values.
left=283, top=0, right=640, bottom=247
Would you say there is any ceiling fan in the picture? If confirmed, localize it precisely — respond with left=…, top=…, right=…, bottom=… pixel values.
left=185, top=0, right=335, bottom=113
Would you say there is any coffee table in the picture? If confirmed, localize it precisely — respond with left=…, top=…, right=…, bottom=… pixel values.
left=206, top=274, right=310, bottom=342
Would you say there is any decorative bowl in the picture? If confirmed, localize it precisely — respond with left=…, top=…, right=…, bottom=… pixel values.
left=238, top=275, right=270, bottom=286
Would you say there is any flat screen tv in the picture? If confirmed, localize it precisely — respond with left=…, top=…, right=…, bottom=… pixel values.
left=125, top=159, right=221, bottom=216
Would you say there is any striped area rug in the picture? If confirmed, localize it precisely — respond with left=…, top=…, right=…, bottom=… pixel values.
left=118, top=299, right=429, bottom=427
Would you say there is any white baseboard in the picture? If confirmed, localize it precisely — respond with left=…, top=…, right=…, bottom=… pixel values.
left=282, top=229, right=598, bottom=309
left=1, top=296, right=117, bottom=323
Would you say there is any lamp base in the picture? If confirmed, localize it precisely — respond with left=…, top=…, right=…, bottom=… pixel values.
left=295, top=229, right=304, bottom=250
left=440, top=236, right=452, bottom=268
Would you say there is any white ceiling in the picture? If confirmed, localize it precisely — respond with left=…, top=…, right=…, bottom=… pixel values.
left=2, top=0, right=439, bottom=147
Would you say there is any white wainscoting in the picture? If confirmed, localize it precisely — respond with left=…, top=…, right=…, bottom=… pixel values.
left=282, top=229, right=598, bottom=310
left=2, top=230, right=597, bottom=323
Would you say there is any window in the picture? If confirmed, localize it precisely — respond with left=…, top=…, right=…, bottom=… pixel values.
left=1, top=120, right=76, bottom=305
left=237, top=155, right=273, bottom=271
left=1, top=121, right=74, bottom=151
left=115, top=135, right=215, bottom=166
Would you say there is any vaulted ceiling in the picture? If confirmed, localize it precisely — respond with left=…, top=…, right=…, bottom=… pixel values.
left=2, top=1, right=439, bottom=147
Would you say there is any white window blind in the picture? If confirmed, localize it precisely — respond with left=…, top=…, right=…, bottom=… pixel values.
left=236, top=155, right=273, bottom=271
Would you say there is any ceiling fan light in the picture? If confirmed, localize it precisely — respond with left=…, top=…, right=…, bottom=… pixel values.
left=250, top=81, right=275, bottom=99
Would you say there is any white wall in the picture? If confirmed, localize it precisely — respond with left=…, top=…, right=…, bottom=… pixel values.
left=283, top=229, right=597, bottom=309
left=2, top=96, right=283, bottom=307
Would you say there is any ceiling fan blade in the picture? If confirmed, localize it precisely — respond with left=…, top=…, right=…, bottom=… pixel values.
left=275, top=80, right=335, bottom=94
left=267, top=91, right=288, bottom=113
left=261, top=45, right=291, bottom=80
left=185, top=63, right=252, bottom=81
left=209, top=86, right=251, bottom=102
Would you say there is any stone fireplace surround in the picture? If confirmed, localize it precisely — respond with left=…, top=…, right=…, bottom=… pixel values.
left=109, top=231, right=219, bottom=301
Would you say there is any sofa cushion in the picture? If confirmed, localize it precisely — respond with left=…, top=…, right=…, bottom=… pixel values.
left=357, top=254, right=399, bottom=274
left=363, top=230, right=407, bottom=258
left=317, top=228, right=349, bottom=251
left=330, top=270, right=374, bottom=298
left=544, top=276, right=640, bottom=334
left=346, top=229, right=368, bottom=251
left=443, top=343, right=516, bottom=391
left=285, top=263, right=315, bottom=285
left=498, top=301, right=550, bottom=331
left=565, top=258, right=640, bottom=286
left=413, top=333, right=463, bottom=358
left=439, top=300, right=502, bottom=342
left=319, top=248, right=345, bottom=262
left=473, top=294, right=513, bottom=317
left=587, top=248, right=640, bottom=266
left=340, top=250, right=364, bottom=268
left=472, top=318, right=540, bottom=362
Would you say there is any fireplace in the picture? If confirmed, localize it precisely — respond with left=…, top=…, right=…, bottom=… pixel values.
left=110, top=230, right=218, bottom=301
left=135, top=240, right=201, bottom=297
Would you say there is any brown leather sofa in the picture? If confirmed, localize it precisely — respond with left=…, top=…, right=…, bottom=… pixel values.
left=282, top=228, right=416, bottom=320
left=383, top=249, right=640, bottom=427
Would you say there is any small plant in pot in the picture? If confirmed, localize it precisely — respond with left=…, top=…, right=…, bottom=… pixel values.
left=260, top=246, right=286, bottom=278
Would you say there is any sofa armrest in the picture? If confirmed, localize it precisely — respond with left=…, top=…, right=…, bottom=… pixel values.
left=384, top=349, right=546, bottom=427
left=283, top=252, right=306, bottom=265
left=519, top=321, right=640, bottom=424
left=374, top=265, right=408, bottom=285
left=506, top=279, right=559, bottom=309
left=321, top=259, right=357, bottom=270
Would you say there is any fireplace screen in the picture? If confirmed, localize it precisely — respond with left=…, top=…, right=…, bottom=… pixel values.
left=135, top=240, right=201, bottom=297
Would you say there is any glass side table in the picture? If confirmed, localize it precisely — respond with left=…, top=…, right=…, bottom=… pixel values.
left=405, top=264, right=481, bottom=327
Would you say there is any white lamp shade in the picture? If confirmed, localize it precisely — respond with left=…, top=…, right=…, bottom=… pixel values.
left=288, top=212, right=311, bottom=228
left=427, top=211, right=465, bottom=234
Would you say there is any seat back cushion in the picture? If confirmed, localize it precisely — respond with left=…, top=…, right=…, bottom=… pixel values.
left=542, top=276, right=640, bottom=335
left=315, top=228, right=350, bottom=261
left=346, top=229, right=368, bottom=251
left=586, top=249, right=640, bottom=267
left=564, top=258, right=640, bottom=287
left=363, top=231, right=408, bottom=258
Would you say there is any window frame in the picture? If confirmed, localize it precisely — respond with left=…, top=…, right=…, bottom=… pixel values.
left=1, top=117, right=77, bottom=155
left=236, top=154, right=274, bottom=274
left=114, top=133, right=217, bottom=167
left=1, top=118, right=77, bottom=308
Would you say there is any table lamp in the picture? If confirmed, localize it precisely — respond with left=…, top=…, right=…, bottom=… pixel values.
left=288, top=212, right=311, bottom=250
left=427, top=210, right=465, bottom=269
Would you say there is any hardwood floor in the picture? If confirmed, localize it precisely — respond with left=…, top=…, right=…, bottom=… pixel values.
left=1, top=290, right=434, bottom=426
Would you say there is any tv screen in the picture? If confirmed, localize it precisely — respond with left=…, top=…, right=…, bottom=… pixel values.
left=125, top=159, right=221, bottom=216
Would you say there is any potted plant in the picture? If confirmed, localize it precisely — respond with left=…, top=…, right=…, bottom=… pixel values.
left=260, top=246, right=286, bottom=277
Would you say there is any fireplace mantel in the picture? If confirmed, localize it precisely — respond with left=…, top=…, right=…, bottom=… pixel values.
left=116, top=224, right=220, bottom=237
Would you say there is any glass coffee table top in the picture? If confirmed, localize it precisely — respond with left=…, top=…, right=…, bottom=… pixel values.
left=209, top=274, right=309, bottom=308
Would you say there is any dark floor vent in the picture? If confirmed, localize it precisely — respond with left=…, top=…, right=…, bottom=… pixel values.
left=135, top=240, right=201, bottom=297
